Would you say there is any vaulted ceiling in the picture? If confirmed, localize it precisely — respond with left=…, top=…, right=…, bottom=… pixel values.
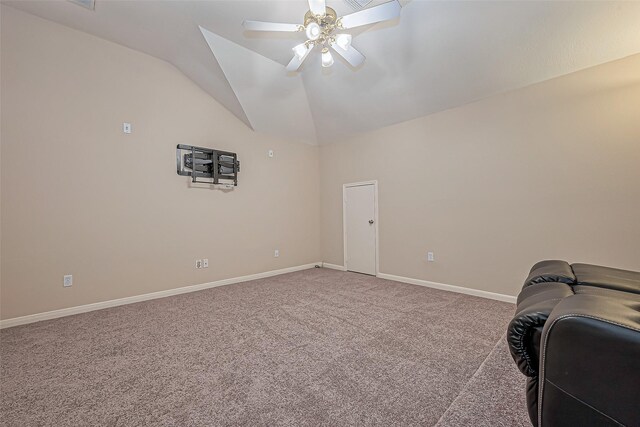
left=4, top=0, right=640, bottom=144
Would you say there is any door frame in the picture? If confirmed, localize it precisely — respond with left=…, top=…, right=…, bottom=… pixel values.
left=343, top=180, right=379, bottom=276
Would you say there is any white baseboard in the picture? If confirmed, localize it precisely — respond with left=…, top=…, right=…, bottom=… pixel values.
left=322, top=262, right=346, bottom=271
left=1, top=263, right=516, bottom=329
left=377, top=272, right=517, bottom=304
left=0, top=262, right=322, bottom=329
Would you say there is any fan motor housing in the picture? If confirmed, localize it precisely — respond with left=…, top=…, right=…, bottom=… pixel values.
left=304, top=7, right=338, bottom=27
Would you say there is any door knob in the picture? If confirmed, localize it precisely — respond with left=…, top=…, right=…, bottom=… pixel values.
left=369, top=219, right=374, bottom=224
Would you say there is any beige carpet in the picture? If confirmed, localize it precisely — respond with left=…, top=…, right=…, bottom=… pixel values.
left=436, top=336, right=529, bottom=426
left=1, top=268, right=528, bottom=426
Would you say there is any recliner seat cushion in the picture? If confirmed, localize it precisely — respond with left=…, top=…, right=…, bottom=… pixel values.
left=572, top=263, right=640, bottom=295
left=574, top=285, right=640, bottom=301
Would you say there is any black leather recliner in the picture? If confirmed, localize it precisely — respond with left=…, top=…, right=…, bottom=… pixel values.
left=507, top=260, right=640, bottom=427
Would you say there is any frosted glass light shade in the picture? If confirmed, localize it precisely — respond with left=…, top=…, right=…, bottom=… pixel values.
left=321, top=49, right=334, bottom=67
left=335, top=34, right=352, bottom=50
left=305, top=22, right=321, bottom=40
left=292, top=43, right=308, bottom=60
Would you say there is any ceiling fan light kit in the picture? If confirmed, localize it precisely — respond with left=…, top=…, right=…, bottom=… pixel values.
left=321, top=48, right=334, bottom=67
left=335, top=34, right=352, bottom=50
left=293, top=43, right=309, bottom=60
left=305, top=21, right=322, bottom=40
left=242, top=0, right=401, bottom=72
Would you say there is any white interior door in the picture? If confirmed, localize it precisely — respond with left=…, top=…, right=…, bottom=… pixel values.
left=344, top=183, right=377, bottom=275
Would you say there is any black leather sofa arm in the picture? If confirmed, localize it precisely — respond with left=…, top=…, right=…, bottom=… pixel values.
left=523, top=260, right=576, bottom=289
left=507, top=282, right=573, bottom=377
left=538, top=294, right=640, bottom=426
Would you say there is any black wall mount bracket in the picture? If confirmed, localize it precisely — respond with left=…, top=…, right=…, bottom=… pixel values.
left=176, top=144, right=240, bottom=186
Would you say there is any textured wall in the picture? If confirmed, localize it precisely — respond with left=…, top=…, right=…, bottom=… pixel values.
left=320, top=54, right=640, bottom=296
left=0, top=7, right=321, bottom=319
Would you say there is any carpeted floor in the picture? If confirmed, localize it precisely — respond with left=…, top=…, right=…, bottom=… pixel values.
left=436, top=336, right=529, bottom=427
left=1, top=268, right=529, bottom=426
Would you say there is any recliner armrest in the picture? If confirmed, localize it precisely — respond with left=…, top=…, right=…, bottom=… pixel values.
left=523, top=260, right=576, bottom=288
left=539, top=294, right=640, bottom=426
left=507, top=282, right=573, bottom=377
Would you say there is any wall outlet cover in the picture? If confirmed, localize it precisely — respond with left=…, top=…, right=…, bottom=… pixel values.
left=63, top=275, right=73, bottom=287
left=195, top=259, right=202, bottom=269
left=427, top=252, right=435, bottom=262
left=203, top=259, right=209, bottom=268
left=274, top=249, right=279, bottom=258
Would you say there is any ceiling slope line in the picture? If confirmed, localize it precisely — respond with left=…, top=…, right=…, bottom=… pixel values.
left=199, top=26, right=318, bottom=144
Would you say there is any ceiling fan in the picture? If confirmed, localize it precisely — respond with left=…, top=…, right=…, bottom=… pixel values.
left=242, top=0, right=401, bottom=71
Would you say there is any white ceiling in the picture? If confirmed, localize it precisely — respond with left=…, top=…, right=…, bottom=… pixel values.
left=4, top=0, right=640, bottom=144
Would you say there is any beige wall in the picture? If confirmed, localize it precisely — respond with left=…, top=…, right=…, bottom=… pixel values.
left=2, top=6, right=640, bottom=321
left=320, top=54, right=640, bottom=296
left=0, top=6, right=320, bottom=320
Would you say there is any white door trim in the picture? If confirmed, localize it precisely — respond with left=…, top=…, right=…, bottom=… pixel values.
left=343, top=180, right=379, bottom=276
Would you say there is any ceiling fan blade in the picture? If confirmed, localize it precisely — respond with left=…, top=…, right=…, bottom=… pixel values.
left=330, top=42, right=365, bottom=67
left=308, top=0, right=326, bottom=16
left=286, top=45, right=313, bottom=72
left=338, top=0, right=401, bottom=29
left=242, top=20, right=301, bottom=32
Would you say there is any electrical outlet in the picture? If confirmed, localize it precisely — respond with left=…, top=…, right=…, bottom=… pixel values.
left=195, top=259, right=202, bottom=269
left=203, top=259, right=209, bottom=268
left=274, top=249, right=279, bottom=258
left=123, top=122, right=132, bottom=134
left=427, top=252, right=435, bottom=262
left=63, top=275, right=73, bottom=287
left=268, top=150, right=274, bottom=158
